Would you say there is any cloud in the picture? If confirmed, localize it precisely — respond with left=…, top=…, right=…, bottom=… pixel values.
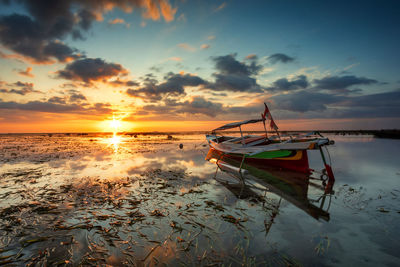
left=56, top=58, right=128, bottom=84
left=159, top=0, right=177, bottom=22
left=342, top=90, right=400, bottom=108
left=334, top=90, right=400, bottom=118
left=214, top=2, right=227, bottom=12
left=48, top=96, right=67, bottom=104
left=127, top=72, right=208, bottom=102
left=136, top=96, right=223, bottom=118
left=0, top=0, right=177, bottom=63
left=212, top=74, right=263, bottom=92
left=0, top=81, right=42, bottom=95
left=69, top=93, right=87, bottom=103
left=207, top=35, right=216, bottom=40
left=0, top=13, right=82, bottom=63
left=0, top=99, right=112, bottom=115
left=168, top=57, right=182, bottom=62
left=46, top=90, right=87, bottom=104
left=271, top=91, right=342, bottom=112
left=266, top=75, right=309, bottom=92
left=267, top=53, right=295, bottom=64
left=269, top=88, right=400, bottom=118
left=245, top=54, right=257, bottom=60
left=108, top=18, right=130, bottom=28
left=313, top=75, right=378, bottom=91
left=0, top=98, right=112, bottom=115
left=109, top=18, right=125, bottom=24
left=177, top=43, right=196, bottom=52
left=210, top=54, right=264, bottom=92
left=108, top=78, right=139, bottom=87
left=200, top=44, right=210, bottom=50
left=17, top=67, right=34, bottom=78
left=213, top=54, right=262, bottom=76
left=178, top=96, right=223, bottom=117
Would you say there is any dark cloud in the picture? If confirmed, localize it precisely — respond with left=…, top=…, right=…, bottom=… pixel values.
left=48, top=96, right=67, bottom=104
left=213, top=73, right=263, bottom=92
left=334, top=91, right=400, bottom=118
left=0, top=98, right=112, bottom=115
left=179, top=96, right=222, bottom=117
left=69, top=93, right=87, bottom=102
left=267, top=53, right=295, bottom=64
left=0, top=0, right=176, bottom=63
left=271, top=91, right=343, bottom=112
left=0, top=81, right=41, bottom=95
left=127, top=72, right=208, bottom=102
left=213, top=54, right=262, bottom=76
left=266, top=75, right=308, bottom=92
left=135, top=96, right=223, bottom=118
left=338, top=90, right=400, bottom=108
left=57, top=58, right=128, bottom=83
left=313, top=75, right=378, bottom=90
left=0, top=12, right=82, bottom=63
left=269, top=88, right=400, bottom=118
left=108, top=78, right=139, bottom=87
left=210, top=54, right=264, bottom=92
left=42, top=41, right=81, bottom=62
left=224, top=102, right=263, bottom=115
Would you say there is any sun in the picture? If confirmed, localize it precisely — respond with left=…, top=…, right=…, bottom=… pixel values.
left=98, top=112, right=136, bottom=133
left=110, top=117, right=122, bottom=133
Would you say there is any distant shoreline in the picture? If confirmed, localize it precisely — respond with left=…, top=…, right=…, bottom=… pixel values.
left=1, top=129, right=399, bottom=139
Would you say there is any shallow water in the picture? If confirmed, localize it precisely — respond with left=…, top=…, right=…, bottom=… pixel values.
left=0, top=133, right=399, bottom=266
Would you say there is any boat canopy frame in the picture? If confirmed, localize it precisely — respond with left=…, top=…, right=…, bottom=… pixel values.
left=211, top=119, right=263, bottom=133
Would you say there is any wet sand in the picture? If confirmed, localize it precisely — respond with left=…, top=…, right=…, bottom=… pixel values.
left=0, top=133, right=399, bottom=266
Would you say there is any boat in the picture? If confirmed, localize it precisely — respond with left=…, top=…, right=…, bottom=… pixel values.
left=205, top=147, right=334, bottom=221
left=205, top=103, right=335, bottom=181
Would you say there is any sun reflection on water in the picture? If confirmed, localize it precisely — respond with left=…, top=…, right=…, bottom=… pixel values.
left=105, top=133, right=124, bottom=153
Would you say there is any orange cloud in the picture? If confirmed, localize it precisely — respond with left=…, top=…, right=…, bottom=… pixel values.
left=178, top=43, right=196, bottom=52
left=18, top=67, right=34, bottom=78
left=200, top=44, right=210, bottom=50
left=108, top=18, right=125, bottom=24
left=168, top=57, right=182, bottom=61
left=85, top=0, right=176, bottom=22
left=159, top=0, right=177, bottom=22
left=142, top=0, right=161, bottom=20
left=245, top=54, right=257, bottom=60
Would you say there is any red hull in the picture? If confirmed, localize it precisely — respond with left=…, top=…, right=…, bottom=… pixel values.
left=227, top=150, right=311, bottom=174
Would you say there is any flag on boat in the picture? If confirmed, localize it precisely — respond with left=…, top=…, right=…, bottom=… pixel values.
left=262, top=102, right=279, bottom=130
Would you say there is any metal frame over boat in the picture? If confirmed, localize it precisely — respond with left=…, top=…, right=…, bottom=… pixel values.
left=205, top=103, right=335, bottom=181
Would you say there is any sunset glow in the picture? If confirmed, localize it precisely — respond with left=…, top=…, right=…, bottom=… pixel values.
left=0, top=1, right=399, bottom=132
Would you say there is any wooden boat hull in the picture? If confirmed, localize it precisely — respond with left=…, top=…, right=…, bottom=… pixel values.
left=207, top=148, right=311, bottom=173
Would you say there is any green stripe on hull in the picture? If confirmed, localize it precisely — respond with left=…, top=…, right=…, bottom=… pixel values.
left=250, top=150, right=292, bottom=159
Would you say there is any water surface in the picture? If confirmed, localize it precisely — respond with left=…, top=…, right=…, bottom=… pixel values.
left=0, top=133, right=399, bottom=266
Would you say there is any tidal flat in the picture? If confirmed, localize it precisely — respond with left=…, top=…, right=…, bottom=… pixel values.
left=0, top=133, right=399, bottom=266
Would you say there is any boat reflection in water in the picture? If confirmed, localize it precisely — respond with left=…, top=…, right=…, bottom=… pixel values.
left=205, top=147, right=335, bottom=221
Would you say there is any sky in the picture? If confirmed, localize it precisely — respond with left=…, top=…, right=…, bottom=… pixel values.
left=0, top=0, right=399, bottom=133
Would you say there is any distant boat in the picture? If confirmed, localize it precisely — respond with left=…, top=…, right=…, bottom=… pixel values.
left=205, top=103, right=335, bottom=181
